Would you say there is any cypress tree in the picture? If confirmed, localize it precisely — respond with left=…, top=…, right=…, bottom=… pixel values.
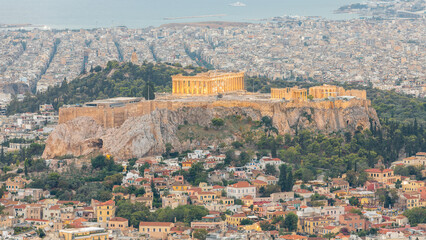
left=278, top=164, right=287, bottom=192
left=286, top=167, right=294, bottom=191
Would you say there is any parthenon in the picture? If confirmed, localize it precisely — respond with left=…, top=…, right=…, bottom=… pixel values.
left=172, top=71, right=245, bottom=95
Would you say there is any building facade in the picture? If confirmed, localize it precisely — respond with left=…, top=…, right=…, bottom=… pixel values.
left=139, top=222, right=174, bottom=239
left=96, top=200, right=115, bottom=223
left=226, top=181, right=256, bottom=199
left=172, top=71, right=244, bottom=95
left=271, top=87, right=307, bottom=101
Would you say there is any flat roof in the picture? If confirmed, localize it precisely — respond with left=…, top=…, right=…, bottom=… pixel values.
left=85, top=97, right=141, bottom=104
left=60, top=227, right=104, bottom=234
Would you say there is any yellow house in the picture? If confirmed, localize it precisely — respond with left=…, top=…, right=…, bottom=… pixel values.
left=243, top=222, right=262, bottom=231
left=252, top=180, right=268, bottom=189
left=221, top=198, right=234, bottom=206
left=5, top=176, right=29, bottom=192
left=300, top=216, right=334, bottom=235
left=364, top=168, right=400, bottom=184
left=96, top=200, right=115, bottom=223
left=241, top=195, right=254, bottom=206
left=199, top=182, right=213, bottom=192
left=359, top=197, right=372, bottom=205
left=404, top=194, right=420, bottom=209
left=195, top=192, right=217, bottom=203
left=59, top=227, right=108, bottom=240
left=107, top=217, right=128, bottom=230
left=182, top=161, right=193, bottom=170
left=172, top=182, right=190, bottom=192
left=226, top=213, right=247, bottom=227
left=139, top=222, right=173, bottom=239
left=403, top=181, right=425, bottom=192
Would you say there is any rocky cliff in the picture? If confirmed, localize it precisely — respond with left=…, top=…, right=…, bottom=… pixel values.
left=43, top=98, right=380, bottom=160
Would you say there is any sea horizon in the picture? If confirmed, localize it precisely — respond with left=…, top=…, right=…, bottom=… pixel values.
left=0, top=0, right=360, bottom=30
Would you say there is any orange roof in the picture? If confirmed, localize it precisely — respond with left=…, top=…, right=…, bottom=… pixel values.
left=324, top=226, right=336, bottom=229
left=99, top=200, right=115, bottom=206
left=49, top=205, right=60, bottom=210
left=139, top=222, right=173, bottom=227
left=280, top=234, right=307, bottom=240
left=110, top=217, right=128, bottom=222
left=252, top=180, right=267, bottom=185
left=73, top=218, right=88, bottom=223
left=14, top=204, right=27, bottom=209
left=231, top=213, right=246, bottom=218
left=229, top=181, right=254, bottom=188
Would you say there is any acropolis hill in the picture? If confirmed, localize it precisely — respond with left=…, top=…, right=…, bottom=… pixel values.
left=45, top=80, right=379, bottom=159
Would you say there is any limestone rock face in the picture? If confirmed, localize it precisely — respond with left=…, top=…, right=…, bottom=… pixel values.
left=43, top=104, right=379, bottom=159
left=42, top=117, right=104, bottom=159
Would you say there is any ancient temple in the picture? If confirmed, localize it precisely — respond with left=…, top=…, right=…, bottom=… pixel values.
left=308, top=84, right=366, bottom=100
left=271, top=84, right=367, bottom=101
left=172, top=71, right=245, bottom=95
left=271, top=87, right=307, bottom=101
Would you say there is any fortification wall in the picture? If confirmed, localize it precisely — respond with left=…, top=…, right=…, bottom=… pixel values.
left=59, top=98, right=371, bottom=129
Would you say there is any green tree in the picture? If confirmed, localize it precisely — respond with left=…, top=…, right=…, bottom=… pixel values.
left=103, top=173, right=123, bottom=189
left=395, top=179, right=402, bottom=189
left=142, top=82, right=155, bottom=100
left=286, top=167, right=294, bottom=191
left=37, top=228, right=46, bottom=238
left=240, top=219, right=254, bottom=225
left=265, top=164, right=278, bottom=176
left=403, top=207, right=426, bottom=226
left=193, top=229, right=208, bottom=240
left=164, top=143, right=173, bottom=157
left=151, top=181, right=162, bottom=208
left=349, top=197, right=360, bottom=207
left=278, top=164, right=287, bottom=191
left=283, top=212, right=298, bottom=231
left=211, top=118, right=224, bottom=128
left=91, top=155, right=106, bottom=169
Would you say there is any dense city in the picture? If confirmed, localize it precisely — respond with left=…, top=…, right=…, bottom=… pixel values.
left=0, top=17, right=425, bottom=106
left=0, top=0, right=425, bottom=239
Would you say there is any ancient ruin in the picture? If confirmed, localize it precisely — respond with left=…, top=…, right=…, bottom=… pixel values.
left=172, top=71, right=244, bottom=95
